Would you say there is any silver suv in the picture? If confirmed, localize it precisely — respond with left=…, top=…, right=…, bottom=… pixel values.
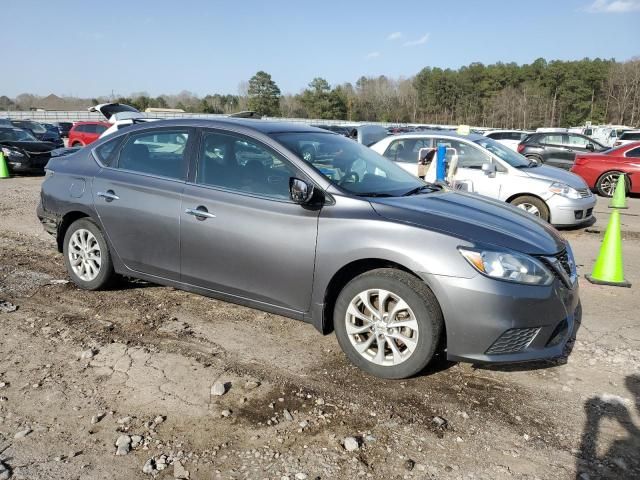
left=38, top=119, right=580, bottom=379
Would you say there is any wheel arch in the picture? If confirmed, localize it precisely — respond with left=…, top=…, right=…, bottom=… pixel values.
left=56, top=209, right=97, bottom=252
left=596, top=169, right=632, bottom=192
left=321, top=258, right=426, bottom=334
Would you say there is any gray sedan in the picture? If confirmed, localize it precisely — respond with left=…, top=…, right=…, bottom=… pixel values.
left=38, top=119, right=580, bottom=379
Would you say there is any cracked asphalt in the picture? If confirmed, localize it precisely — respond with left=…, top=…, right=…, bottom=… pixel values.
left=0, top=177, right=639, bottom=479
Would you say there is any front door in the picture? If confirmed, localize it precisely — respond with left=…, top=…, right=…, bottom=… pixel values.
left=93, top=127, right=194, bottom=280
left=180, top=129, right=320, bottom=314
left=435, top=138, right=502, bottom=199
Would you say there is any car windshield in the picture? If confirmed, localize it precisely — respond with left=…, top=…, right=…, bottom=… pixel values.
left=0, top=128, right=37, bottom=142
left=21, top=121, right=46, bottom=134
left=473, top=136, right=531, bottom=167
left=272, top=132, right=427, bottom=196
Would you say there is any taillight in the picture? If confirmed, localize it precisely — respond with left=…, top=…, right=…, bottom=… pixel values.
left=517, top=144, right=525, bottom=153
left=614, top=141, right=621, bottom=146
left=574, top=157, right=587, bottom=166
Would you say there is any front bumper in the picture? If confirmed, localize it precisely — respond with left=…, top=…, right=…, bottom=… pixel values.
left=421, top=270, right=580, bottom=364
left=4, top=155, right=50, bottom=174
left=547, top=194, right=596, bottom=226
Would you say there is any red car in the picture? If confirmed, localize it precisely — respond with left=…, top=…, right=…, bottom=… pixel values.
left=571, top=142, right=640, bottom=197
left=68, top=121, right=110, bottom=147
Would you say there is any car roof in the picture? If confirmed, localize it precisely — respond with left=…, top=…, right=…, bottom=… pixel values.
left=387, top=129, right=487, bottom=142
left=119, top=118, right=325, bottom=135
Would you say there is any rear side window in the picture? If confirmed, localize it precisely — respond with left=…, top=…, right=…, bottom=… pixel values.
left=95, top=124, right=108, bottom=134
left=626, top=147, right=640, bottom=158
left=94, top=136, right=125, bottom=166
left=384, top=138, right=431, bottom=163
left=541, top=134, right=564, bottom=146
left=115, top=130, right=190, bottom=180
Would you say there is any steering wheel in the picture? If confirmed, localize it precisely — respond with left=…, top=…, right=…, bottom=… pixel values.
left=339, top=171, right=360, bottom=185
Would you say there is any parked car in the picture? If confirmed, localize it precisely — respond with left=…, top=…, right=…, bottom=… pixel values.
left=311, top=124, right=356, bottom=138
left=570, top=142, right=640, bottom=197
left=482, top=130, right=532, bottom=151
left=55, top=122, right=73, bottom=138
left=68, top=121, right=111, bottom=147
left=89, top=103, right=159, bottom=138
left=0, top=127, right=58, bottom=174
left=613, top=130, right=640, bottom=147
left=10, top=120, right=64, bottom=147
left=0, top=118, right=12, bottom=127
left=517, top=132, right=607, bottom=170
left=591, top=126, right=634, bottom=147
left=370, top=131, right=595, bottom=226
left=38, top=119, right=580, bottom=379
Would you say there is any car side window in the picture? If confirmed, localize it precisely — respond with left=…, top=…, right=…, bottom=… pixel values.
left=94, top=136, right=125, bottom=167
left=115, top=130, right=189, bottom=180
left=95, top=125, right=108, bottom=134
left=541, top=134, right=564, bottom=146
left=196, top=131, right=295, bottom=200
left=626, top=147, right=640, bottom=158
left=435, top=139, right=489, bottom=169
left=384, top=139, right=431, bottom=163
left=566, top=135, right=589, bottom=147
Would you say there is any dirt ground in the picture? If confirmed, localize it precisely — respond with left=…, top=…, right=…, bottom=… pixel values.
left=0, top=176, right=639, bottom=480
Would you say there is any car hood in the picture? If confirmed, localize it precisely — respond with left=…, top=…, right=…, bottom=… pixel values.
left=522, top=165, right=588, bottom=188
left=0, top=140, right=58, bottom=153
left=369, top=190, right=566, bottom=255
left=89, top=103, right=145, bottom=123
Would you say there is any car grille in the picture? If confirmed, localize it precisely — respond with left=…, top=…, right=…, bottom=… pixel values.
left=556, top=249, right=572, bottom=277
left=485, top=327, right=540, bottom=355
left=577, top=188, right=591, bottom=198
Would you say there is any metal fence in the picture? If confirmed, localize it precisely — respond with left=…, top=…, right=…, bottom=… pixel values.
left=0, top=110, right=418, bottom=128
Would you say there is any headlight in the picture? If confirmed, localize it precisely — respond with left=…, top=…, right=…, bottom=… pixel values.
left=458, top=247, right=554, bottom=285
left=549, top=182, right=580, bottom=199
left=1, top=147, right=25, bottom=158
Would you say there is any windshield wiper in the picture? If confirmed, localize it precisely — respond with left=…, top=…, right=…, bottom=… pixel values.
left=356, top=192, right=395, bottom=198
left=402, top=185, right=439, bottom=196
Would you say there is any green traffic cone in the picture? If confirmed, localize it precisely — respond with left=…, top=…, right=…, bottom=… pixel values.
left=585, top=209, right=631, bottom=287
left=0, top=152, right=9, bottom=179
left=609, top=173, right=627, bottom=209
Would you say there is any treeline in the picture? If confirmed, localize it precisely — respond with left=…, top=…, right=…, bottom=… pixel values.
left=2, top=58, right=639, bottom=128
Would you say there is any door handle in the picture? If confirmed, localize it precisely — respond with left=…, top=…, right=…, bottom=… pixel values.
left=97, top=190, right=119, bottom=202
left=185, top=207, right=216, bottom=220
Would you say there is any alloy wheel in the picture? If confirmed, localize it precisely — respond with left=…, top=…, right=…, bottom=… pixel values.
left=599, top=173, right=619, bottom=197
left=345, top=289, right=419, bottom=366
left=516, top=202, right=541, bottom=216
left=68, top=228, right=102, bottom=281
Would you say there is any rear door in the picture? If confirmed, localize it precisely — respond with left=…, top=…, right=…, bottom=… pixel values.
left=93, top=127, right=194, bottom=280
left=180, top=128, right=320, bottom=313
left=540, top=133, right=572, bottom=169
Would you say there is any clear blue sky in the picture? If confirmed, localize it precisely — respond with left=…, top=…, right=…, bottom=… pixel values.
left=4, top=0, right=639, bottom=98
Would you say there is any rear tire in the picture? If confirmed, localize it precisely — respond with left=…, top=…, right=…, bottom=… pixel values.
left=525, top=155, right=542, bottom=165
left=63, top=218, right=115, bottom=290
left=510, top=195, right=550, bottom=222
left=596, top=170, right=630, bottom=197
left=72, top=142, right=83, bottom=147
left=333, top=268, right=444, bottom=379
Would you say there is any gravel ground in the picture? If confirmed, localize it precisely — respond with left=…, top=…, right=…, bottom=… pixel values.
left=0, top=176, right=638, bottom=480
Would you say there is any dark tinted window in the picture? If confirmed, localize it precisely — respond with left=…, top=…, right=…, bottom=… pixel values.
left=95, top=124, right=108, bottom=134
left=116, top=130, right=189, bottom=179
left=75, top=124, right=88, bottom=133
left=196, top=131, right=295, bottom=199
left=620, top=132, right=640, bottom=141
left=626, top=147, right=640, bottom=158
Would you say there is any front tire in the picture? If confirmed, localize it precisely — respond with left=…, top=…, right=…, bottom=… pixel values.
left=510, top=195, right=550, bottom=222
left=63, top=218, right=115, bottom=290
left=333, top=268, right=444, bottom=379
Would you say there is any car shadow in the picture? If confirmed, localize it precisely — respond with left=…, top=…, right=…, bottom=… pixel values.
left=557, top=216, right=597, bottom=232
left=575, top=374, right=640, bottom=478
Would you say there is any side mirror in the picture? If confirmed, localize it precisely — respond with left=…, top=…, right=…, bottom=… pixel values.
left=586, top=143, right=595, bottom=152
left=289, top=178, right=315, bottom=204
left=481, top=162, right=496, bottom=176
